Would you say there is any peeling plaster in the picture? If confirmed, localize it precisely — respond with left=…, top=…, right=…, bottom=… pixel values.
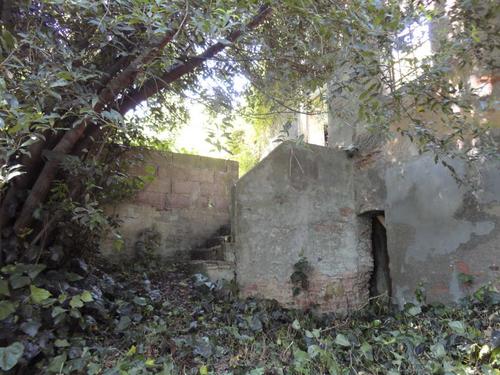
left=386, top=156, right=495, bottom=263
left=386, top=154, right=500, bottom=306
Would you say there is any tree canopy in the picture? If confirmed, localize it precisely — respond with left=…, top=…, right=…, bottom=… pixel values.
left=1, top=0, right=498, bottom=235
left=0, top=0, right=498, bottom=372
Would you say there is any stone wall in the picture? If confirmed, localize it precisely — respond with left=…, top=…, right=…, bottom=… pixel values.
left=102, top=149, right=238, bottom=260
left=233, top=142, right=372, bottom=313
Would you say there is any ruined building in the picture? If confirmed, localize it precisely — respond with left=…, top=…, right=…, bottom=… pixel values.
left=103, top=101, right=499, bottom=314
left=103, top=14, right=500, bottom=313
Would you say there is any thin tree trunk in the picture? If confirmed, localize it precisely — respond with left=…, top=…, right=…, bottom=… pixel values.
left=13, top=31, right=178, bottom=232
left=13, top=5, right=271, bottom=233
left=0, top=130, right=62, bottom=229
left=1, top=41, right=140, bottom=228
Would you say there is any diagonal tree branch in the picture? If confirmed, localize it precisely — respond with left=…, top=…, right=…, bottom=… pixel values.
left=13, top=30, right=180, bottom=233
left=13, top=4, right=272, bottom=233
left=118, top=4, right=272, bottom=115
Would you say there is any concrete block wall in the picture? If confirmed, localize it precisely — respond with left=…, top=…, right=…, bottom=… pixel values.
left=102, top=149, right=238, bottom=260
left=233, top=142, right=372, bottom=313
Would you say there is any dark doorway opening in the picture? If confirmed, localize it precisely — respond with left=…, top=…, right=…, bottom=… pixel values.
left=369, top=212, right=391, bottom=300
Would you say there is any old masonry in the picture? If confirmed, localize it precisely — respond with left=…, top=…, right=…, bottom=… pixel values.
left=103, top=131, right=500, bottom=313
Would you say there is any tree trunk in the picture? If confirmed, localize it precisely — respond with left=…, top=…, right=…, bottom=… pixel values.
left=13, top=5, right=271, bottom=233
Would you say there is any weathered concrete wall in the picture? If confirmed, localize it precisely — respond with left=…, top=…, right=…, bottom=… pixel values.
left=233, top=142, right=372, bottom=313
left=385, top=156, right=500, bottom=306
left=102, top=150, right=238, bottom=260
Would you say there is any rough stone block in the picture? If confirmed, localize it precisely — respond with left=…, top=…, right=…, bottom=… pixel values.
left=173, top=180, right=198, bottom=195
left=171, top=167, right=190, bottom=181
left=145, top=175, right=171, bottom=193
left=192, top=168, right=214, bottom=183
left=214, top=196, right=230, bottom=211
left=172, top=153, right=200, bottom=168
left=166, top=193, right=191, bottom=209
left=134, top=190, right=165, bottom=210
left=200, top=182, right=217, bottom=197
left=157, top=164, right=173, bottom=179
left=197, top=195, right=210, bottom=209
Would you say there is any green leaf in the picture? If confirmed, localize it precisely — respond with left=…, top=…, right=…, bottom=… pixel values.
left=49, top=79, right=69, bottom=88
left=448, top=321, right=466, bottom=335
left=0, top=342, right=24, bottom=371
left=112, top=239, right=125, bottom=252
left=430, top=342, right=446, bottom=358
left=307, top=344, right=321, bottom=359
left=30, top=285, right=52, bottom=304
left=69, top=295, right=83, bottom=309
left=0, top=301, right=16, bottom=320
left=126, top=345, right=136, bottom=356
left=80, top=291, right=93, bottom=303
left=87, top=362, right=101, bottom=375
left=65, top=272, right=83, bottom=282
left=51, top=306, right=67, bottom=318
left=24, top=264, right=46, bottom=279
left=334, top=334, right=350, bottom=347
left=58, top=293, right=68, bottom=303
left=47, top=90, right=62, bottom=101
left=407, top=306, right=422, bottom=316
left=54, top=339, right=70, bottom=348
left=133, top=296, right=147, bottom=306
left=199, top=365, right=209, bottom=375
left=116, top=316, right=131, bottom=331
left=361, top=342, right=373, bottom=361
left=9, top=275, right=31, bottom=289
left=0, top=280, right=10, bottom=296
left=1, top=30, right=16, bottom=52
left=57, top=71, right=73, bottom=81
left=1, top=265, right=18, bottom=274
left=248, top=368, right=265, bottom=375
left=20, top=321, right=41, bottom=337
left=47, top=353, right=67, bottom=373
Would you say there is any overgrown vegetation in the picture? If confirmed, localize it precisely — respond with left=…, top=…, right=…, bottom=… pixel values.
left=1, top=260, right=498, bottom=374
left=0, top=1, right=498, bottom=372
left=290, top=256, right=312, bottom=297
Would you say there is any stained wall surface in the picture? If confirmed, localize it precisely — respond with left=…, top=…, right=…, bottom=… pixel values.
left=385, top=156, right=500, bottom=306
left=233, top=142, right=372, bottom=313
left=101, top=150, right=238, bottom=260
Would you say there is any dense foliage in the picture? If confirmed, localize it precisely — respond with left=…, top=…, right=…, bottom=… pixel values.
left=1, top=260, right=498, bottom=373
left=0, top=1, right=498, bottom=373
left=1, top=1, right=498, bottom=237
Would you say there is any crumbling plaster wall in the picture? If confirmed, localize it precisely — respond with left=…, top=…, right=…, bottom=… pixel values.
left=233, top=142, right=372, bottom=313
left=385, top=156, right=500, bottom=306
left=334, top=128, right=499, bottom=306
left=326, top=60, right=499, bottom=306
left=102, top=150, right=238, bottom=260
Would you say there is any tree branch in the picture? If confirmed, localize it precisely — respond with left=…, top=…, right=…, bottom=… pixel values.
left=13, top=4, right=271, bottom=233
left=13, top=29, right=179, bottom=233
left=118, top=4, right=272, bottom=115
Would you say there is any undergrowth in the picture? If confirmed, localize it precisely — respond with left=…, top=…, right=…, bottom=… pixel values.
left=0, top=259, right=498, bottom=374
